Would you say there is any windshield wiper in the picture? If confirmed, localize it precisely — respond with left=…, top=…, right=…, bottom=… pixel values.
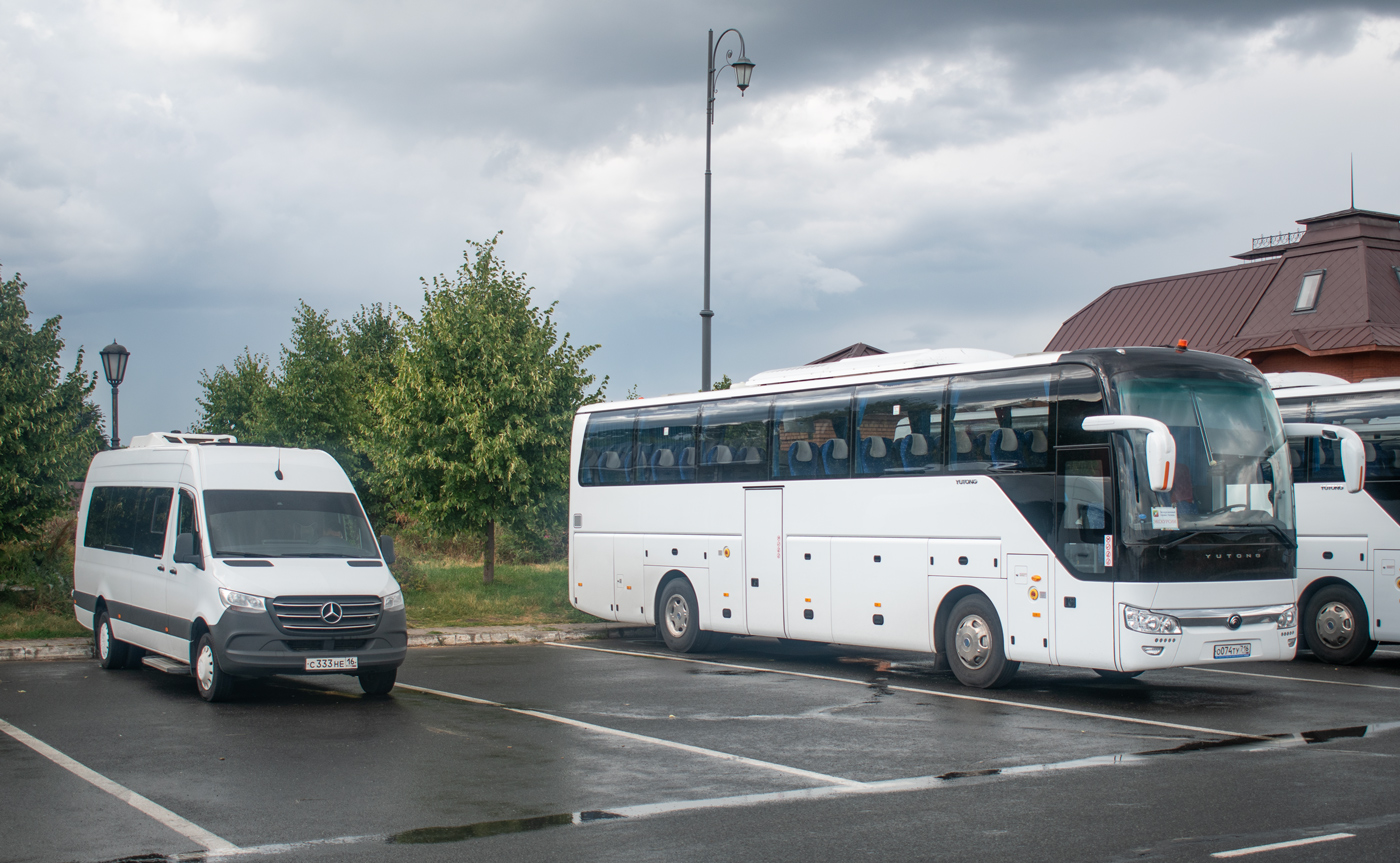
left=1158, top=530, right=1213, bottom=552
left=1255, top=522, right=1297, bottom=549
left=1190, top=389, right=1217, bottom=466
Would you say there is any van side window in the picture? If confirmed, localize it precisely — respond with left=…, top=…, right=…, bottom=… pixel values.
left=772, top=389, right=854, bottom=479
left=855, top=379, right=945, bottom=476
left=698, top=397, right=772, bottom=483
left=178, top=489, right=200, bottom=542
left=949, top=370, right=1053, bottom=473
left=578, top=410, right=635, bottom=486
left=83, top=487, right=172, bottom=557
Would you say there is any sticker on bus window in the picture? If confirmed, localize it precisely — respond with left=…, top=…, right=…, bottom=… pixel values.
left=1104, top=535, right=1114, bottom=567
left=1150, top=506, right=1179, bottom=530
left=893, top=405, right=900, bottom=414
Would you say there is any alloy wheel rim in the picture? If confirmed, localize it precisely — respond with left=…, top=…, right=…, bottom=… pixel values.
left=665, top=595, right=690, bottom=638
left=1316, top=602, right=1355, bottom=649
left=954, top=614, right=991, bottom=668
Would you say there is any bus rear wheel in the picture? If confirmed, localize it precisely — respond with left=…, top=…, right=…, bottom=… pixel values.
left=658, top=579, right=711, bottom=653
left=1304, top=585, right=1376, bottom=665
left=945, top=594, right=1019, bottom=689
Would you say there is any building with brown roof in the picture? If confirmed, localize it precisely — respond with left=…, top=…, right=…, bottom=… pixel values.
left=1046, top=208, right=1400, bottom=382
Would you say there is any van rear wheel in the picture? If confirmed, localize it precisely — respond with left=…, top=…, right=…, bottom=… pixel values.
left=94, top=611, right=131, bottom=670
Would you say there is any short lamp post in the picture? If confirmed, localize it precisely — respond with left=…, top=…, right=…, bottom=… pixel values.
left=99, top=340, right=130, bottom=449
left=701, top=27, right=755, bottom=392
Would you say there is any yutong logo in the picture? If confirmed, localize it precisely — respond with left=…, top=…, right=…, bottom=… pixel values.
left=956, top=479, right=978, bottom=485
left=320, top=602, right=344, bottom=624
left=1202, top=552, right=1266, bottom=559
left=1226, top=614, right=1244, bottom=631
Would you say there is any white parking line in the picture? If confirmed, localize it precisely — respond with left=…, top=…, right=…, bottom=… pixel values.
left=551, top=643, right=1266, bottom=740
left=395, top=683, right=865, bottom=788
left=0, top=717, right=238, bottom=853
left=1188, top=666, right=1400, bottom=691
left=1210, top=832, right=1355, bottom=858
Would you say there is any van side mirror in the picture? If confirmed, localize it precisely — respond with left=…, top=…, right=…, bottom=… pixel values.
left=379, top=534, right=396, bottom=565
left=174, top=532, right=204, bottom=568
left=1082, top=415, right=1178, bottom=492
left=1282, top=423, right=1365, bottom=493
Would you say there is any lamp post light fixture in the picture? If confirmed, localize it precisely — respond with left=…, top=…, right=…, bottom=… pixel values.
left=701, top=27, right=754, bottom=392
left=99, top=339, right=130, bottom=449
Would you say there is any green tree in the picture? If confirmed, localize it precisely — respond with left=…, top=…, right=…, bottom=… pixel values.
left=0, top=269, right=104, bottom=542
left=194, top=349, right=273, bottom=441
left=712, top=374, right=733, bottom=391
left=371, top=235, right=604, bottom=583
left=263, top=302, right=358, bottom=455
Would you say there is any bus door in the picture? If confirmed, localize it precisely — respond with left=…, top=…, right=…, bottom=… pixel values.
left=744, top=487, right=786, bottom=637
left=1053, top=447, right=1116, bottom=669
left=1006, top=554, right=1050, bottom=663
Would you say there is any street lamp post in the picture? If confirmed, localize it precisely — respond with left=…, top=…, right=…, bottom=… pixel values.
left=701, top=28, right=755, bottom=392
left=99, top=340, right=130, bottom=449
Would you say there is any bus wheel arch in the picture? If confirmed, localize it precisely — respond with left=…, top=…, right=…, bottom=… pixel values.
left=655, top=572, right=712, bottom=654
left=1299, top=579, right=1376, bottom=665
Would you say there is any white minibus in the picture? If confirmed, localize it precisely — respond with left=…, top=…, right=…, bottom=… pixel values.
left=567, top=347, right=1360, bottom=688
left=73, top=434, right=406, bottom=701
left=1271, top=373, right=1400, bottom=664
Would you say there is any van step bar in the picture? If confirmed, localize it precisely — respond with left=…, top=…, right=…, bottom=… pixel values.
left=141, top=655, right=191, bottom=676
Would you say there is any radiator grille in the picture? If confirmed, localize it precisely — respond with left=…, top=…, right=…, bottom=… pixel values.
left=271, top=596, right=381, bottom=635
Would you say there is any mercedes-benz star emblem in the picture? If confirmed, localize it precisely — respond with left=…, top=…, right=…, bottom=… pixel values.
left=320, top=602, right=344, bottom=624
left=1226, top=613, right=1243, bottom=631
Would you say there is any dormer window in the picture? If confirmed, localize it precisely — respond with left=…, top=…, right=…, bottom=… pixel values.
left=1293, top=270, right=1325, bottom=313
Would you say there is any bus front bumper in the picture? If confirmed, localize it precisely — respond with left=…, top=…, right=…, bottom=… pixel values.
left=1117, top=605, right=1298, bottom=672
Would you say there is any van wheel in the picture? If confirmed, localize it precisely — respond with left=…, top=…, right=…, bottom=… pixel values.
left=359, top=668, right=397, bottom=696
left=1304, top=585, right=1374, bottom=665
left=945, top=594, right=1019, bottom=689
left=658, top=579, right=711, bottom=653
left=94, top=611, right=131, bottom=670
left=194, top=634, right=235, bottom=702
left=1093, top=669, right=1144, bottom=681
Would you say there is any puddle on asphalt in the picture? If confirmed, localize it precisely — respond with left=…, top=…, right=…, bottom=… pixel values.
left=390, top=812, right=574, bottom=844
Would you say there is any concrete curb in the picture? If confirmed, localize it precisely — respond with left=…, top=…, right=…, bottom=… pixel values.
left=0, top=623, right=656, bottom=662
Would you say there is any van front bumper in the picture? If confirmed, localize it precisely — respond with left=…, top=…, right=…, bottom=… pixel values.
left=210, top=607, right=408, bottom=677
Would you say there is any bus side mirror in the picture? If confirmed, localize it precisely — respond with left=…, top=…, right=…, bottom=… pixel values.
left=174, top=532, right=204, bottom=569
left=379, top=534, right=396, bottom=565
left=1082, top=415, right=1177, bottom=493
left=1281, top=423, right=1365, bottom=493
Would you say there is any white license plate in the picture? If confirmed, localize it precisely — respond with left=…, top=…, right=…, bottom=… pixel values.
left=1213, top=643, right=1251, bottom=659
left=305, top=656, right=358, bottom=671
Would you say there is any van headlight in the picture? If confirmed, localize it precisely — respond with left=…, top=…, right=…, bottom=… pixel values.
left=1124, top=605, right=1182, bottom=635
left=382, top=590, right=404, bottom=612
left=218, top=587, right=267, bottom=613
left=1278, top=604, right=1297, bottom=629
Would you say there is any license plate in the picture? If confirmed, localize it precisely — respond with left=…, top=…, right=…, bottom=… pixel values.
left=305, top=656, right=358, bottom=671
left=1213, top=643, right=1251, bottom=659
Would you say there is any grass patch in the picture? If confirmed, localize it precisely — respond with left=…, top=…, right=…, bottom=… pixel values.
left=0, top=608, right=87, bottom=641
left=403, top=560, right=601, bottom=629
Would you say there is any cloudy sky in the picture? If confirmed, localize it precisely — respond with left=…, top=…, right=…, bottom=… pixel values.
left=6, top=1, right=1400, bottom=438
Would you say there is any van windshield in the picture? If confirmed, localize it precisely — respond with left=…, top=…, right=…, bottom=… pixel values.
left=204, top=490, right=379, bottom=559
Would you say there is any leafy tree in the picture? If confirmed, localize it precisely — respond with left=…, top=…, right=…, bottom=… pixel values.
left=194, top=349, right=273, bottom=441
left=263, top=302, right=358, bottom=455
left=371, top=235, right=604, bottom=583
left=0, top=269, right=104, bottom=542
left=712, top=374, right=733, bottom=391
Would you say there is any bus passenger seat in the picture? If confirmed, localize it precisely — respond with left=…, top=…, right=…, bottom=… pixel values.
left=821, top=439, right=849, bottom=475
left=954, top=428, right=974, bottom=464
left=651, top=447, right=676, bottom=482
left=679, top=447, right=696, bottom=481
left=988, top=428, right=1022, bottom=468
left=899, top=433, right=930, bottom=471
left=860, top=435, right=890, bottom=475
left=788, top=440, right=817, bottom=477
left=599, top=450, right=625, bottom=483
left=1023, top=429, right=1049, bottom=469
left=706, top=445, right=734, bottom=465
left=741, top=446, right=764, bottom=464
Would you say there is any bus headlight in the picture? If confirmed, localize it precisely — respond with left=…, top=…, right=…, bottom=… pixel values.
left=1124, top=605, right=1182, bottom=635
left=1278, top=604, right=1297, bottom=629
left=218, top=587, right=267, bottom=613
left=382, top=590, right=404, bottom=612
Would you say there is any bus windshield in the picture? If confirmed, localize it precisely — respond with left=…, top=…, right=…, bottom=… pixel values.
left=1114, top=375, right=1293, bottom=538
left=204, top=490, right=380, bottom=559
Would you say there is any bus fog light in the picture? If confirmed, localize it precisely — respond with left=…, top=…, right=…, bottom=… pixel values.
left=1288, top=637, right=1297, bottom=648
left=1141, top=645, right=1164, bottom=655
left=1124, top=605, right=1182, bottom=635
left=1277, top=604, right=1297, bottom=629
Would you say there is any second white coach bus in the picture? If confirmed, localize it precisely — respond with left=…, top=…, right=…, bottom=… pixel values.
left=1272, top=373, right=1400, bottom=664
left=568, top=347, right=1339, bottom=688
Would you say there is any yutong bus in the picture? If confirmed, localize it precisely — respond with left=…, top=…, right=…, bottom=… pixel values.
left=1271, top=373, right=1399, bottom=664
left=568, top=347, right=1358, bottom=688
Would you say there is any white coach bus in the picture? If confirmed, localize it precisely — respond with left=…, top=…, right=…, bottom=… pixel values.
left=568, top=347, right=1350, bottom=688
left=1271, top=373, right=1400, bottom=664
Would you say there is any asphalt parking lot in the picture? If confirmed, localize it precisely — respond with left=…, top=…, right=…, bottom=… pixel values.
left=3, top=637, right=1400, bottom=863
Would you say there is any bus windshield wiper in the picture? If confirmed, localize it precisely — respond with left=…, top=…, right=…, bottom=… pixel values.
left=1254, top=522, right=1297, bottom=549
left=1190, top=389, right=1217, bottom=466
left=1158, top=530, right=1214, bottom=552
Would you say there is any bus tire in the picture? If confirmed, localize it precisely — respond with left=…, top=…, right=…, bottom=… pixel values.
left=94, top=610, right=131, bottom=670
left=945, top=594, right=1019, bottom=689
left=1304, top=584, right=1373, bottom=665
left=658, top=578, right=711, bottom=653
left=1093, top=669, right=1144, bottom=681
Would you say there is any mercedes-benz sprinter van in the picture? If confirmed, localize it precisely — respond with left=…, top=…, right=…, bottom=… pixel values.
left=72, top=433, right=407, bottom=701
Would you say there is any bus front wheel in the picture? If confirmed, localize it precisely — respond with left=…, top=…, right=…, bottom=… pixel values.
left=658, top=579, right=711, bottom=653
left=1304, top=585, right=1376, bottom=665
left=945, top=595, right=1019, bottom=689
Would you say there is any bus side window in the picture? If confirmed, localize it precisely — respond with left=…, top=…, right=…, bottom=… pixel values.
left=771, top=389, right=854, bottom=480
left=949, top=369, right=1053, bottom=473
left=1057, top=448, right=1114, bottom=579
left=636, top=406, right=699, bottom=484
left=854, top=378, right=945, bottom=476
left=1053, top=364, right=1107, bottom=448
left=698, top=397, right=773, bottom=483
left=1275, top=400, right=1308, bottom=481
left=1309, top=391, right=1400, bottom=483
left=578, top=410, right=635, bottom=486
